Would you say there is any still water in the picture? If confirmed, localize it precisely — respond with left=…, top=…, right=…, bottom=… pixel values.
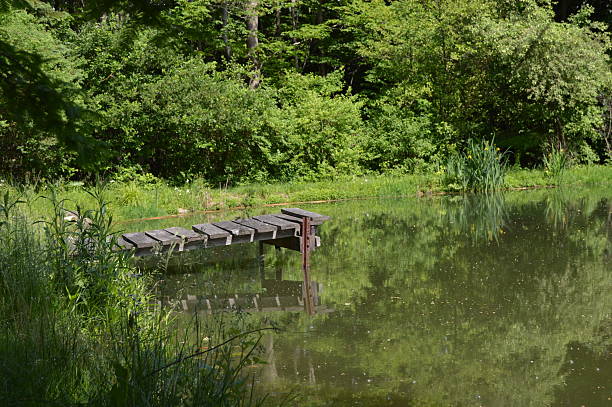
left=129, top=187, right=611, bottom=406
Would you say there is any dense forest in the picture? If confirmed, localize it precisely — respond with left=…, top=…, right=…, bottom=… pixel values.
left=1, top=0, right=611, bottom=184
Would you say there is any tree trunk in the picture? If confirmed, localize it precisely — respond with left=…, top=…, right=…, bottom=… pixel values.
left=557, top=0, right=571, bottom=21
left=315, top=8, right=325, bottom=75
left=222, top=2, right=232, bottom=61
left=275, top=6, right=281, bottom=36
left=246, top=0, right=261, bottom=89
left=290, top=0, right=299, bottom=69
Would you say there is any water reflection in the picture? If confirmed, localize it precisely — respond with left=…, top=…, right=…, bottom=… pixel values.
left=157, top=246, right=331, bottom=315
left=138, top=187, right=611, bottom=406
left=444, top=192, right=508, bottom=243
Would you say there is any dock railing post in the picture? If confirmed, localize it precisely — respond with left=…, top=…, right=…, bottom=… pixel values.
left=301, top=216, right=315, bottom=315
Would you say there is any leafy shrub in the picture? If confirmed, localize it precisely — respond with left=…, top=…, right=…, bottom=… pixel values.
left=361, top=87, right=439, bottom=173
left=267, top=71, right=366, bottom=180
left=0, top=9, right=82, bottom=180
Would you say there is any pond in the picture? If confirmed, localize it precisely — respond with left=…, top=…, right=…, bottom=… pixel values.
left=127, top=187, right=611, bottom=406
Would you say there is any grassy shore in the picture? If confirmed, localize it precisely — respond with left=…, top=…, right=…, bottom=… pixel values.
left=1, top=165, right=610, bottom=223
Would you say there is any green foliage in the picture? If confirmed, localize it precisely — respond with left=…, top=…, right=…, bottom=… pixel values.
left=0, top=0, right=611, bottom=184
left=267, top=71, right=365, bottom=180
left=363, top=99, right=437, bottom=173
left=0, top=8, right=81, bottom=179
left=344, top=0, right=611, bottom=166
left=443, top=139, right=507, bottom=192
left=136, top=59, right=276, bottom=182
left=78, top=27, right=366, bottom=182
left=0, top=190, right=267, bottom=405
left=0, top=6, right=103, bottom=177
left=543, top=146, right=569, bottom=184
left=471, top=3, right=611, bottom=152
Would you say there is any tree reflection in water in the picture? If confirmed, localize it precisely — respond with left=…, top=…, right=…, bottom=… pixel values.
left=155, top=187, right=611, bottom=406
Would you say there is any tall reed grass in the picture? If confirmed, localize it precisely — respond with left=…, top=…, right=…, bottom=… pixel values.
left=543, top=146, right=568, bottom=185
left=0, top=189, right=268, bottom=406
left=443, top=139, right=507, bottom=192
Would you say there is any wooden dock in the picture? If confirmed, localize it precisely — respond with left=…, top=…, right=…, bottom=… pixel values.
left=117, top=208, right=330, bottom=315
left=118, top=207, right=330, bottom=315
left=117, top=207, right=330, bottom=257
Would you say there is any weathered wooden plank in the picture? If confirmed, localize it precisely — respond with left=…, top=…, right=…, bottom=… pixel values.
left=281, top=208, right=331, bottom=222
left=271, top=213, right=303, bottom=224
left=192, top=223, right=231, bottom=240
left=145, top=229, right=182, bottom=245
left=254, top=214, right=300, bottom=231
left=274, top=212, right=325, bottom=228
left=234, top=218, right=277, bottom=234
left=116, top=236, right=134, bottom=250
left=165, top=226, right=206, bottom=241
left=192, top=223, right=232, bottom=246
left=213, top=221, right=254, bottom=237
left=122, top=232, right=159, bottom=249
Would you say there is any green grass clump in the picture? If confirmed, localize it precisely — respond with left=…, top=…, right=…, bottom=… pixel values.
left=443, top=139, right=507, bottom=192
left=543, top=146, right=569, bottom=185
left=0, top=189, right=267, bottom=406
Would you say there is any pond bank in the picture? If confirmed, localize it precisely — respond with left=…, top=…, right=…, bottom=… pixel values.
left=2, top=165, right=611, bottom=223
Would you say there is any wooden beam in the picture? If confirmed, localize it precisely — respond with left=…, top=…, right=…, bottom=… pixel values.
left=145, top=229, right=182, bottom=245
left=281, top=208, right=331, bottom=224
left=254, top=214, right=300, bottom=231
left=263, top=236, right=301, bottom=252
left=122, top=232, right=158, bottom=249
left=301, top=216, right=315, bottom=315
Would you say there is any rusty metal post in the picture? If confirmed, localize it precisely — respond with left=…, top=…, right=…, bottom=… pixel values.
left=301, top=216, right=315, bottom=315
